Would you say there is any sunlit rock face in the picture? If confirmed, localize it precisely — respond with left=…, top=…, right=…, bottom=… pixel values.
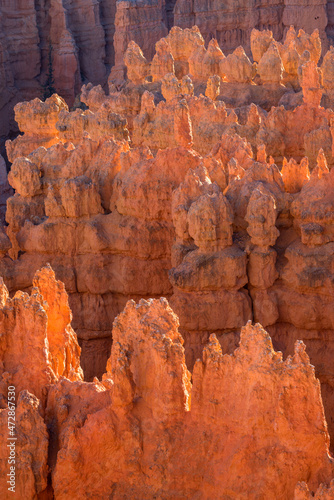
left=0, top=283, right=333, bottom=498
left=1, top=21, right=334, bottom=497
left=0, top=0, right=332, bottom=142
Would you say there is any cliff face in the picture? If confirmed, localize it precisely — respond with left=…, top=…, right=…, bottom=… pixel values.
left=174, top=0, right=285, bottom=53
left=52, top=306, right=333, bottom=499
left=2, top=17, right=334, bottom=496
left=3, top=27, right=334, bottom=459
left=173, top=0, right=331, bottom=54
left=1, top=0, right=334, bottom=146
left=0, top=280, right=333, bottom=498
left=0, top=0, right=168, bottom=145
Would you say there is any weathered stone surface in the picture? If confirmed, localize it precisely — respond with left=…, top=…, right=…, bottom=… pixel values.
left=251, top=28, right=274, bottom=63
left=47, top=302, right=334, bottom=498
left=174, top=0, right=285, bottom=53
left=2, top=0, right=334, bottom=146
left=111, top=0, right=168, bottom=82
left=0, top=265, right=82, bottom=404
left=245, top=184, right=280, bottom=248
left=3, top=28, right=334, bottom=497
left=124, top=41, right=149, bottom=84
left=0, top=391, right=49, bottom=499
left=258, top=41, right=284, bottom=84
left=6, top=94, right=68, bottom=163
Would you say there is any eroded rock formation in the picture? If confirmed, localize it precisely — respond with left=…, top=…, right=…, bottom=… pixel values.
left=0, top=283, right=333, bottom=498
left=2, top=23, right=334, bottom=498
left=1, top=0, right=334, bottom=148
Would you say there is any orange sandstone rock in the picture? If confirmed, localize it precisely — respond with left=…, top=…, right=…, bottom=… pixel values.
left=6, top=94, right=68, bottom=163
left=220, top=46, right=255, bottom=84
left=151, top=37, right=175, bottom=82
left=189, top=38, right=225, bottom=81
left=281, top=157, right=310, bottom=193
left=56, top=106, right=130, bottom=144
left=0, top=391, right=49, bottom=499
left=124, top=40, right=149, bottom=84
left=251, top=28, right=274, bottom=63
left=258, top=41, right=284, bottom=85
left=32, top=264, right=83, bottom=382
left=300, top=59, right=323, bottom=107
left=295, top=480, right=334, bottom=499
left=0, top=265, right=82, bottom=404
left=322, top=46, right=334, bottom=91
left=205, top=75, right=221, bottom=101
left=166, top=25, right=205, bottom=78
left=169, top=166, right=250, bottom=365
left=245, top=185, right=280, bottom=248
left=48, top=300, right=334, bottom=499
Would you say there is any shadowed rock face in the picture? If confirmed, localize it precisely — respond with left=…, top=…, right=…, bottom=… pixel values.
left=166, top=0, right=177, bottom=30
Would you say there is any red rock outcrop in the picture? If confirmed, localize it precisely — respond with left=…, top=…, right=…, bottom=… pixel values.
left=0, top=265, right=82, bottom=405
left=46, top=0, right=81, bottom=104
left=5, top=18, right=334, bottom=500
left=0, top=271, right=333, bottom=497
left=2, top=0, right=334, bottom=150
left=6, top=94, right=68, bottom=163
left=174, top=0, right=285, bottom=52
left=4, top=26, right=334, bottom=473
left=0, top=265, right=84, bottom=497
left=295, top=480, right=334, bottom=499
left=169, top=166, right=252, bottom=365
left=4, top=24, right=334, bottom=397
left=62, top=0, right=107, bottom=86
left=0, top=391, right=49, bottom=499
left=110, top=0, right=169, bottom=83
left=47, top=299, right=334, bottom=498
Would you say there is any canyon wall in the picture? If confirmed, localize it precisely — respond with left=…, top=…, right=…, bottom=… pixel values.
left=3, top=26, right=334, bottom=453
left=1, top=0, right=334, bottom=150
left=173, top=0, right=330, bottom=53
left=0, top=272, right=333, bottom=498
left=1, top=21, right=334, bottom=499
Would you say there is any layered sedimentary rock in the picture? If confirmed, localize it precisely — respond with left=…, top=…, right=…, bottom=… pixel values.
left=0, top=391, right=49, bottom=499
left=62, top=0, right=107, bottom=86
left=40, top=0, right=81, bottom=105
left=0, top=266, right=83, bottom=498
left=0, top=265, right=82, bottom=405
left=111, top=0, right=168, bottom=81
left=6, top=94, right=69, bottom=163
left=4, top=15, right=334, bottom=500
left=169, top=165, right=252, bottom=365
left=2, top=0, right=334, bottom=147
left=22, top=295, right=334, bottom=497
left=0, top=0, right=40, bottom=138
left=282, top=1, right=328, bottom=50
left=4, top=26, right=334, bottom=460
left=0, top=277, right=333, bottom=498
left=174, top=0, right=284, bottom=53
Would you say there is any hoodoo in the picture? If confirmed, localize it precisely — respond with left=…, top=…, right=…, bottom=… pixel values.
left=1, top=13, right=334, bottom=500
